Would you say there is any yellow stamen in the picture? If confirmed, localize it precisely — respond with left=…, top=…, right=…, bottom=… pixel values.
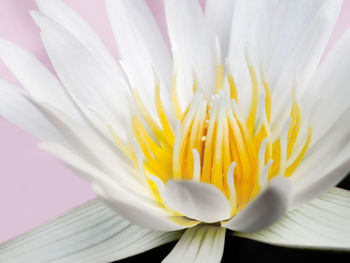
left=246, top=66, right=259, bottom=136
left=109, top=63, right=312, bottom=220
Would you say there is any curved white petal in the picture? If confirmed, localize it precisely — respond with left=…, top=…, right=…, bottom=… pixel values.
left=163, top=226, right=226, bottom=263
left=31, top=11, right=130, bottom=142
left=303, top=26, right=350, bottom=147
left=0, top=198, right=183, bottom=263
left=164, top=0, right=215, bottom=99
left=236, top=187, right=350, bottom=251
left=165, top=180, right=231, bottom=223
left=223, top=177, right=291, bottom=232
left=264, top=0, right=339, bottom=90
left=41, top=142, right=198, bottom=232
left=0, top=39, right=80, bottom=120
left=228, top=0, right=277, bottom=119
left=28, top=98, right=142, bottom=193
left=290, top=108, right=350, bottom=207
left=0, top=80, right=65, bottom=142
left=106, top=0, right=173, bottom=122
left=271, top=0, right=342, bottom=131
left=35, top=0, right=124, bottom=83
left=205, top=0, right=235, bottom=60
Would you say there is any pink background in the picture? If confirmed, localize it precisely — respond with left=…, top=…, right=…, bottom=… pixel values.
left=0, top=0, right=349, bottom=243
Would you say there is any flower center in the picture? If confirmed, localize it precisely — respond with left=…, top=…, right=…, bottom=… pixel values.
left=110, top=61, right=312, bottom=216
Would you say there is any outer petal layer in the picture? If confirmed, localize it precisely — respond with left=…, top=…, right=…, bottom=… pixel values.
left=0, top=198, right=182, bottom=263
left=0, top=39, right=80, bottom=121
left=41, top=142, right=198, bottom=231
left=235, top=188, right=350, bottom=251
left=0, top=80, right=65, bottom=142
left=31, top=11, right=130, bottom=142
left=163, top=226, right=226, bottom=263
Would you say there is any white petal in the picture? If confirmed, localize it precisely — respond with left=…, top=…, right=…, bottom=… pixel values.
left=0, top=80, right=65, bottom=142
left=165, top=180, right=231, bottom=223
left=31, top=11, right=130, bottom=142
left=228, top=0, right=277, bottom=119
left=164, top=0, right=215, bottom=98
left=163, top=226, right=226, bottom=263
left=303, top=26, right=350, bottom=147
left=290, top=108, right=350, bottom=207
left=223, top=177, right=291, bottom=232
left=41, top=142, right=198, bottom=232
left=28, top=98, right=140, bottom=190
left=0, top=198, right=183, bottom=263
left=271, top=0, right=342, bottom=131
left=0, top=39, right=80, bottom=120
left=205, top=0, right=235, bottom=60
left=35, top=0, right=124, bottom=83
left=236, top=187, right=350, bottom=251
left=106, top=0, right=173, bottom=122
left=264, top=0, right=338, bottom=90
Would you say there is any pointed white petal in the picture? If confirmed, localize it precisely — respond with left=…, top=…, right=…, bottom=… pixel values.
left=271, top=0, right=342, bottom=130
left=290, top=108, right=350, bottom=207
left=28, top=98, right=142, bottom=191
left=205, top=0, right=235, bottom=60
left=0, top=80, right=65, bottom=142
left=303, top=26, right=350, bottom=147
left=223, top=177, right=291, bottom=232
left=164, top=0, right=215, bottom=97
left=106, top=0, right=173, bottom=122
left=35, top=0, right=124, bottom=83
left=0, top=39, right=80, bottom=120
left=236, top=187, right=350, bottom=251
left=228, top=0, right=277, bottom=119
left=163, top=226, right=226, bottom=263
left=264, top=0, right=340, bottom=90
left=292, top=153, right=350, bottom=208
left=0, top=198, right=183, bottom=263
left=31, top=11, right=130, bottom=142
left=165, top=180, right=231, bottom=223
left=41, top=142, right=198, bottom=232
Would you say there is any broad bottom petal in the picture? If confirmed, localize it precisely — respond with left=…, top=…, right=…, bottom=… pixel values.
left=163, top=225, right=226, bottom=263
left=0, top=198, right=182, bottom=263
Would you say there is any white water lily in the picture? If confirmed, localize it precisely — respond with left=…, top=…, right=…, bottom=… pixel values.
left=0, top=0, right=350, bottom=262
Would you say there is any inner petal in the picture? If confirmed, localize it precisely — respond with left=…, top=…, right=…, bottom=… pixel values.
left=165, top=180, right=231, bottom=223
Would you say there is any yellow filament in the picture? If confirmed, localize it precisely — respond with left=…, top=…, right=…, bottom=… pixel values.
left=254, top=122, right=272, bottom=162
left=269, top=139, right=281, bottom=178
left=228, top=74, right=238, bottom=101
left=287, top=98, right=301, bottom=158
left=263, top=81, right=272, bottom=123
left=246, top=66, right=259, bottom=136
left=171, top=74, right=183, bottom=120
left=193, top=71, right=198, bottom=94
left=201, top=101, right=217, bottom=184
left=285, top=127, right=312, bottom=177
left=155, top=83, right=175, bottom=144
left=212, top=100, right=225, bottom=190
left=132, top=89, right=162, bottom=137
left=215, top=64, right=224, bottom=93
left=109, top=126, right=132, bottom=160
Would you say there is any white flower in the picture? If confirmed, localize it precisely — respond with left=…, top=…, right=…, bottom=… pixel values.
left=0, top=0, right=350, bottom=262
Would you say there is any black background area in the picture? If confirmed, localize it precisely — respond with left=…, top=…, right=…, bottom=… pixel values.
left=115, top=175, right=350, bottom=262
